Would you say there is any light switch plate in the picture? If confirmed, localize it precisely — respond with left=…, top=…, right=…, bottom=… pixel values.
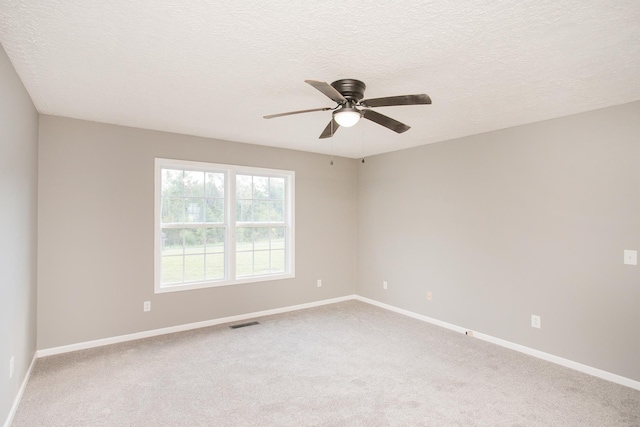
left=624, top=250, right=637, bottom=265
left=531, top=315, right=541, bottom=329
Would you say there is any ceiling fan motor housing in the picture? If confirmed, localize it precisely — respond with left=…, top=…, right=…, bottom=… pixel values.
left=331, top=79, right=366, bottom=102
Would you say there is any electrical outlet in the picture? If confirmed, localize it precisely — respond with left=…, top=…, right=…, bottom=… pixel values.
left=317, top=279, right=322, bottom=288
left=383, top=281, right=388, bottom=290
left=143, top=301, right=151, bottom=312
left=531, top=315, right=541, bottom=329
left=9, top=356, right=14, bottom=379
left=427, top=291, right=432, bottom=301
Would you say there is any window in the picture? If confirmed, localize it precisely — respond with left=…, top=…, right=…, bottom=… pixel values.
left=155, top=158, right=294, bottom=293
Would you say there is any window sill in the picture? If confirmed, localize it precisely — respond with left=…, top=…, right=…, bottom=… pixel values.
left=154, top=272, right=295, bottom=294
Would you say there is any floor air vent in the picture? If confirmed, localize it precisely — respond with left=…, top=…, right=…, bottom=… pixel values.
left=229, top=321, right=260, bottom=329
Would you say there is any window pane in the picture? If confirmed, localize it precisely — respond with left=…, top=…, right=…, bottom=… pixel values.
left=236, top=175, right=252, bottom=199
left=269, top=177, right=284, bottom=200
left=252, top=200, right=270, bottom=222
left=205, top=172, right=224, bottom=198
left=234, top=227, right=287, bottom=277
left=162, top=197, right=184, bottom=224
left=184, top=255, right=205, bottom=282
left=184, top=171, right=205, bottom=197
left=236, top=251, right=253, bottom=277
left=236, top=199, right=252, bottom=222
left=206, top=253, right=224, bottom=280
left=236, top=227, right=253, bottom=251
left=254, top=251, right=270, bottom=275
left=253, top=176, right=269, bottom=199
left=205, top=198, right=224, bottom=223
left=253, top=228, right=270, bottom=250
left=270, top=200, right=284, bottom=222
left=185, top=199, right=204, bottom=223
left=271, top=227, right=285, bottom=249
left=205, top=228, right=225, bottom=254
left=184, top=228, right=204, bottom=254
left=162, top=169, right=183, bottom=197
left=162, top=256, right=183, bottom=284
left=161, top=228, right=183, bottom=256
left=270, top=249, right=285, bottom=273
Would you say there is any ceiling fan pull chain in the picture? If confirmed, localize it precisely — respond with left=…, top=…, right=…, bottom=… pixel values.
left=361, top=118, right=365, bottom=164
left=330, top=120, right=335, bottom=166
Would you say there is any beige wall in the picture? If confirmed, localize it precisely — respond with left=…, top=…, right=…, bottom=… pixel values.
left=0, top=44, right=38, bottom=423
left=37, top=116, right=357, bottom=349
left=356, top=101, right=640, bottom=381
left=13, top=75, right=640, bottom=393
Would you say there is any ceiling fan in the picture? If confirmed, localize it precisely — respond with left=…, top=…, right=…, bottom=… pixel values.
left=264, top=79, right=432, bottom=139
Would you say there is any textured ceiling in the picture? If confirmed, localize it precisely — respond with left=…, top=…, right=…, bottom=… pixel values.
left=1, top=1, right=639, bottom=158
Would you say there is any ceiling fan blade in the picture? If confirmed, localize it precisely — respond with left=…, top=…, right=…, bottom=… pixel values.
left=319, top=119, right=340, bottom=139
left=263, top=107, right=332, bottom=119
left=361, top=94, right=431, bottom=108
left=305, top=80, right=347, bottom=104
left=362, top=110, right=410, bottom=133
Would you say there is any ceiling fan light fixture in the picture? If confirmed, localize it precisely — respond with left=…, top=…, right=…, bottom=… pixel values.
left=333, top=107, right=361, bottom=127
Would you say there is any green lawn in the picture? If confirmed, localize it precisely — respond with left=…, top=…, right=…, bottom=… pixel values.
left=161, top=239, right=285, bottom=284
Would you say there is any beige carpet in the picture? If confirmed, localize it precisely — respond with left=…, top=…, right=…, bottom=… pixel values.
left=13, top=300, right=640, bottom=426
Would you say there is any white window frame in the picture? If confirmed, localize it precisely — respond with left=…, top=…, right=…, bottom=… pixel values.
left=154, top=158, right=295, bottom=293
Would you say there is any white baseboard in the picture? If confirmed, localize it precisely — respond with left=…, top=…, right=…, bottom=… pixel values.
left=34, top=294, right=640, bottom=392
left=37, top=295, right=356, bottom=357
left=3, top=353, right=37, bottom=427
left=355, top=295, right=469, bottom=334
left=472, top=331, right=640, bottom=391
left=354, top=295, right=640, bottom=391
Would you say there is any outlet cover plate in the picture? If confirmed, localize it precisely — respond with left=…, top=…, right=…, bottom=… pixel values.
left=624, top=250, right=637, bottom=265
left=531, top=315, right=541, bottom=329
